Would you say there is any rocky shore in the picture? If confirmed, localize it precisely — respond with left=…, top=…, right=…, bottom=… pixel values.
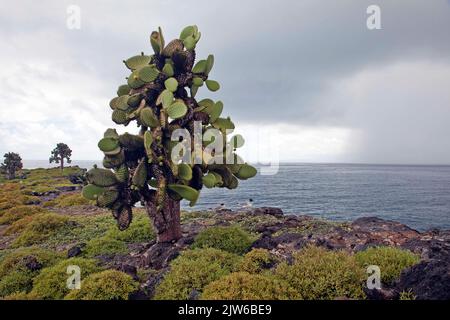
left=85, top=207, right=449, bottom=300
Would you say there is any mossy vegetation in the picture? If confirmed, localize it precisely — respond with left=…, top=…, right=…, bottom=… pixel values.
left=104, top=212, right=155, bottom=243
left=239, top=249, right=278, bottom=274
left=275, top=246, right=366, bottom=300
left=53, top=193, right=90, bottom=207
left=11, top=213, right=72, bottom=247
left=84, top=237, right=127, bottom=257
left=30, top=258, right=102, bottom=299
left=355, top=246, right=420, bottom=284
left=64, top=270, right=138, bottom=300
left=0, top=205, right=47, bottom=225
left=0, top=247, right=61, bottom=298
left=192, top=226, right=255, bottom=255
left=201, top=272, right=299, bottom=300
left=154, top=248, right=242, bottom=300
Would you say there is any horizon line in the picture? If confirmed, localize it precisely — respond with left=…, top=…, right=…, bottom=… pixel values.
left=21, top=159, right=450, bottom=167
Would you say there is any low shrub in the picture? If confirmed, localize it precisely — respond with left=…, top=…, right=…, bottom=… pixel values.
left=355, top=246, right=420, bottom=284
left=84, top=237, right=127, bottom=257
left=275, top=246, right=365, bottom=300
left=192, top=226, right=254, bottom=255
left=31, top=258, right=101, bottom=299
left=0, top=205, right=47, bottom=225
left=11, top=213, right=71, bottom=247
left=239, top=249, right=278, bottom=274
left=154, top=248, right=242, bottom=300
left=54, top=193, right=90, bottom=207
left=201, top=272, right=299, bottom=300
left=65, top=270, right=138, bottom=300
left=105, top=213, right=155, bottom=243
left=0, top=247, right=61, bottom=297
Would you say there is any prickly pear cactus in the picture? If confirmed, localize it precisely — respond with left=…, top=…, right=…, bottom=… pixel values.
left=49, top=143, right=72, bottom=171
left=1, top=152, right=23, bottom=180
left=83, top=26, right=257, bottom=242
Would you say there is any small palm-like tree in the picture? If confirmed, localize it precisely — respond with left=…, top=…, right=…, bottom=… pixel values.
left=49, top=143, right=72, bottom=171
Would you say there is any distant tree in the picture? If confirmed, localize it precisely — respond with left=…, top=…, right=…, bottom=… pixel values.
left=1, top=152, right=23, bottom=180
left=49, top=143, right=72, bottom=171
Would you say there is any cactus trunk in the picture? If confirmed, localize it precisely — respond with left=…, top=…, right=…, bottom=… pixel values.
left=145, top=196, right=181, bottom=243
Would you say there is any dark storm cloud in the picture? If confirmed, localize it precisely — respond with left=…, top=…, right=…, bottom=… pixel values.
left=1, top=0, right=450, bottom=163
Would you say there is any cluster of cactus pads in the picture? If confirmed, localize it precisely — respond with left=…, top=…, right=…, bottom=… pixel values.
left=83, top=26, right=257, bottom=242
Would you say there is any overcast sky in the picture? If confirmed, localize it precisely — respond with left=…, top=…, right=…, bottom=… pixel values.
left=1, top=0, right=450, bottom=164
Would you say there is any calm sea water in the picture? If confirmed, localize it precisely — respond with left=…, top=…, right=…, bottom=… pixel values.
left=24, top=160, right=450, bottom=231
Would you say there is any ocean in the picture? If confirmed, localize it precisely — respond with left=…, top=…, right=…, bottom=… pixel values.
left=23, top=160, right=450, bottom=231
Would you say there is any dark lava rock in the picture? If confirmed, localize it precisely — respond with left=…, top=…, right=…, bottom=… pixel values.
left=250, top=207, right=284, bottom=217
left=364, top=286, right=399, bottom=300
left=56, top=185, right=80, bottom=192
left=23, top=256, right=42, bottom=272
left=115, top=264, right=138, bottom=281
left=251, top=234, right=278, bottom=250
left=67, top=245, right=83, bottom=258
left=140, top=242, right=181, bottom=270
left=396, top=258, right=450, bottom=300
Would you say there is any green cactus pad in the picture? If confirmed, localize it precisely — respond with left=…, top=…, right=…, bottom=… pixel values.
left=202, top=173, right=216, bottom=188
left=127, top=70, right=145, bottom=89
left=144, top=131, right=153, bottom=161
left=177, top=163, right=193, bottom=181
left=167, top=100, right=187, bottom=119
left=112, top=109, right=128, bottom=125
left=193, top=77, right=204, bottom=87
left=82, top=184, right=105, bottom=200
left=124, top=54, right=151, bottom=71
left=192, top=60, right=207, bottom=74
left=190, top=85, right=199, bottom=98
left=183, top=35, right=196, bottom=50
left=104, top=128, right=119, bottom=139
left=210, top=172, right=223, bottom=186
left=115, top=165, right=129, bottom=183
left=157, top=89, right=174, bottom=108
left=109, top=97, right=119, bottom=110
left=140, top=108, right=160, bottom=128
left=162, top=39, right=184, bottom=57
left=103, top=150, right=125, bottom=169
left=205, top=79, right=220, bottom=91
left=132, top=160, right=148, bottom=189
left=127, top=94, right=142, bottom=108
left=138, top=65, right=159, bottom=83
left=206, top=101, right=223, bottom=123
left=164, top=77, right=178, bottom=92
left=167, top=184, right=199, bottom=205
left=116, top=95, right=130, bottom=111
left=87, top=167, right=118, bottom=187
left=162, top=63, right=174, bottom=76
left=235, top=164, right=257, bottom=180
left=179, top=25, right=195, bottom=40
left=198, top=98, right=214, bottom=108
left=150, top=31, right=162, bottom=54
left=117, top=84, right=131, bottom=96
left=226, top=175, right=239, bottom=189
left=98, top=137, right=120, bottom=153
left=205, top=54, right=214, bottom=75
left=212, top=117, right=235, bottom=131
left=97, top=189, right=119, bottom=208
left=230, top=134, right=245, bottom=148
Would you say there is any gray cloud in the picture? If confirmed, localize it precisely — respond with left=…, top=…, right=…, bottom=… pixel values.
left=0, top=0, right=449, bottom=163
